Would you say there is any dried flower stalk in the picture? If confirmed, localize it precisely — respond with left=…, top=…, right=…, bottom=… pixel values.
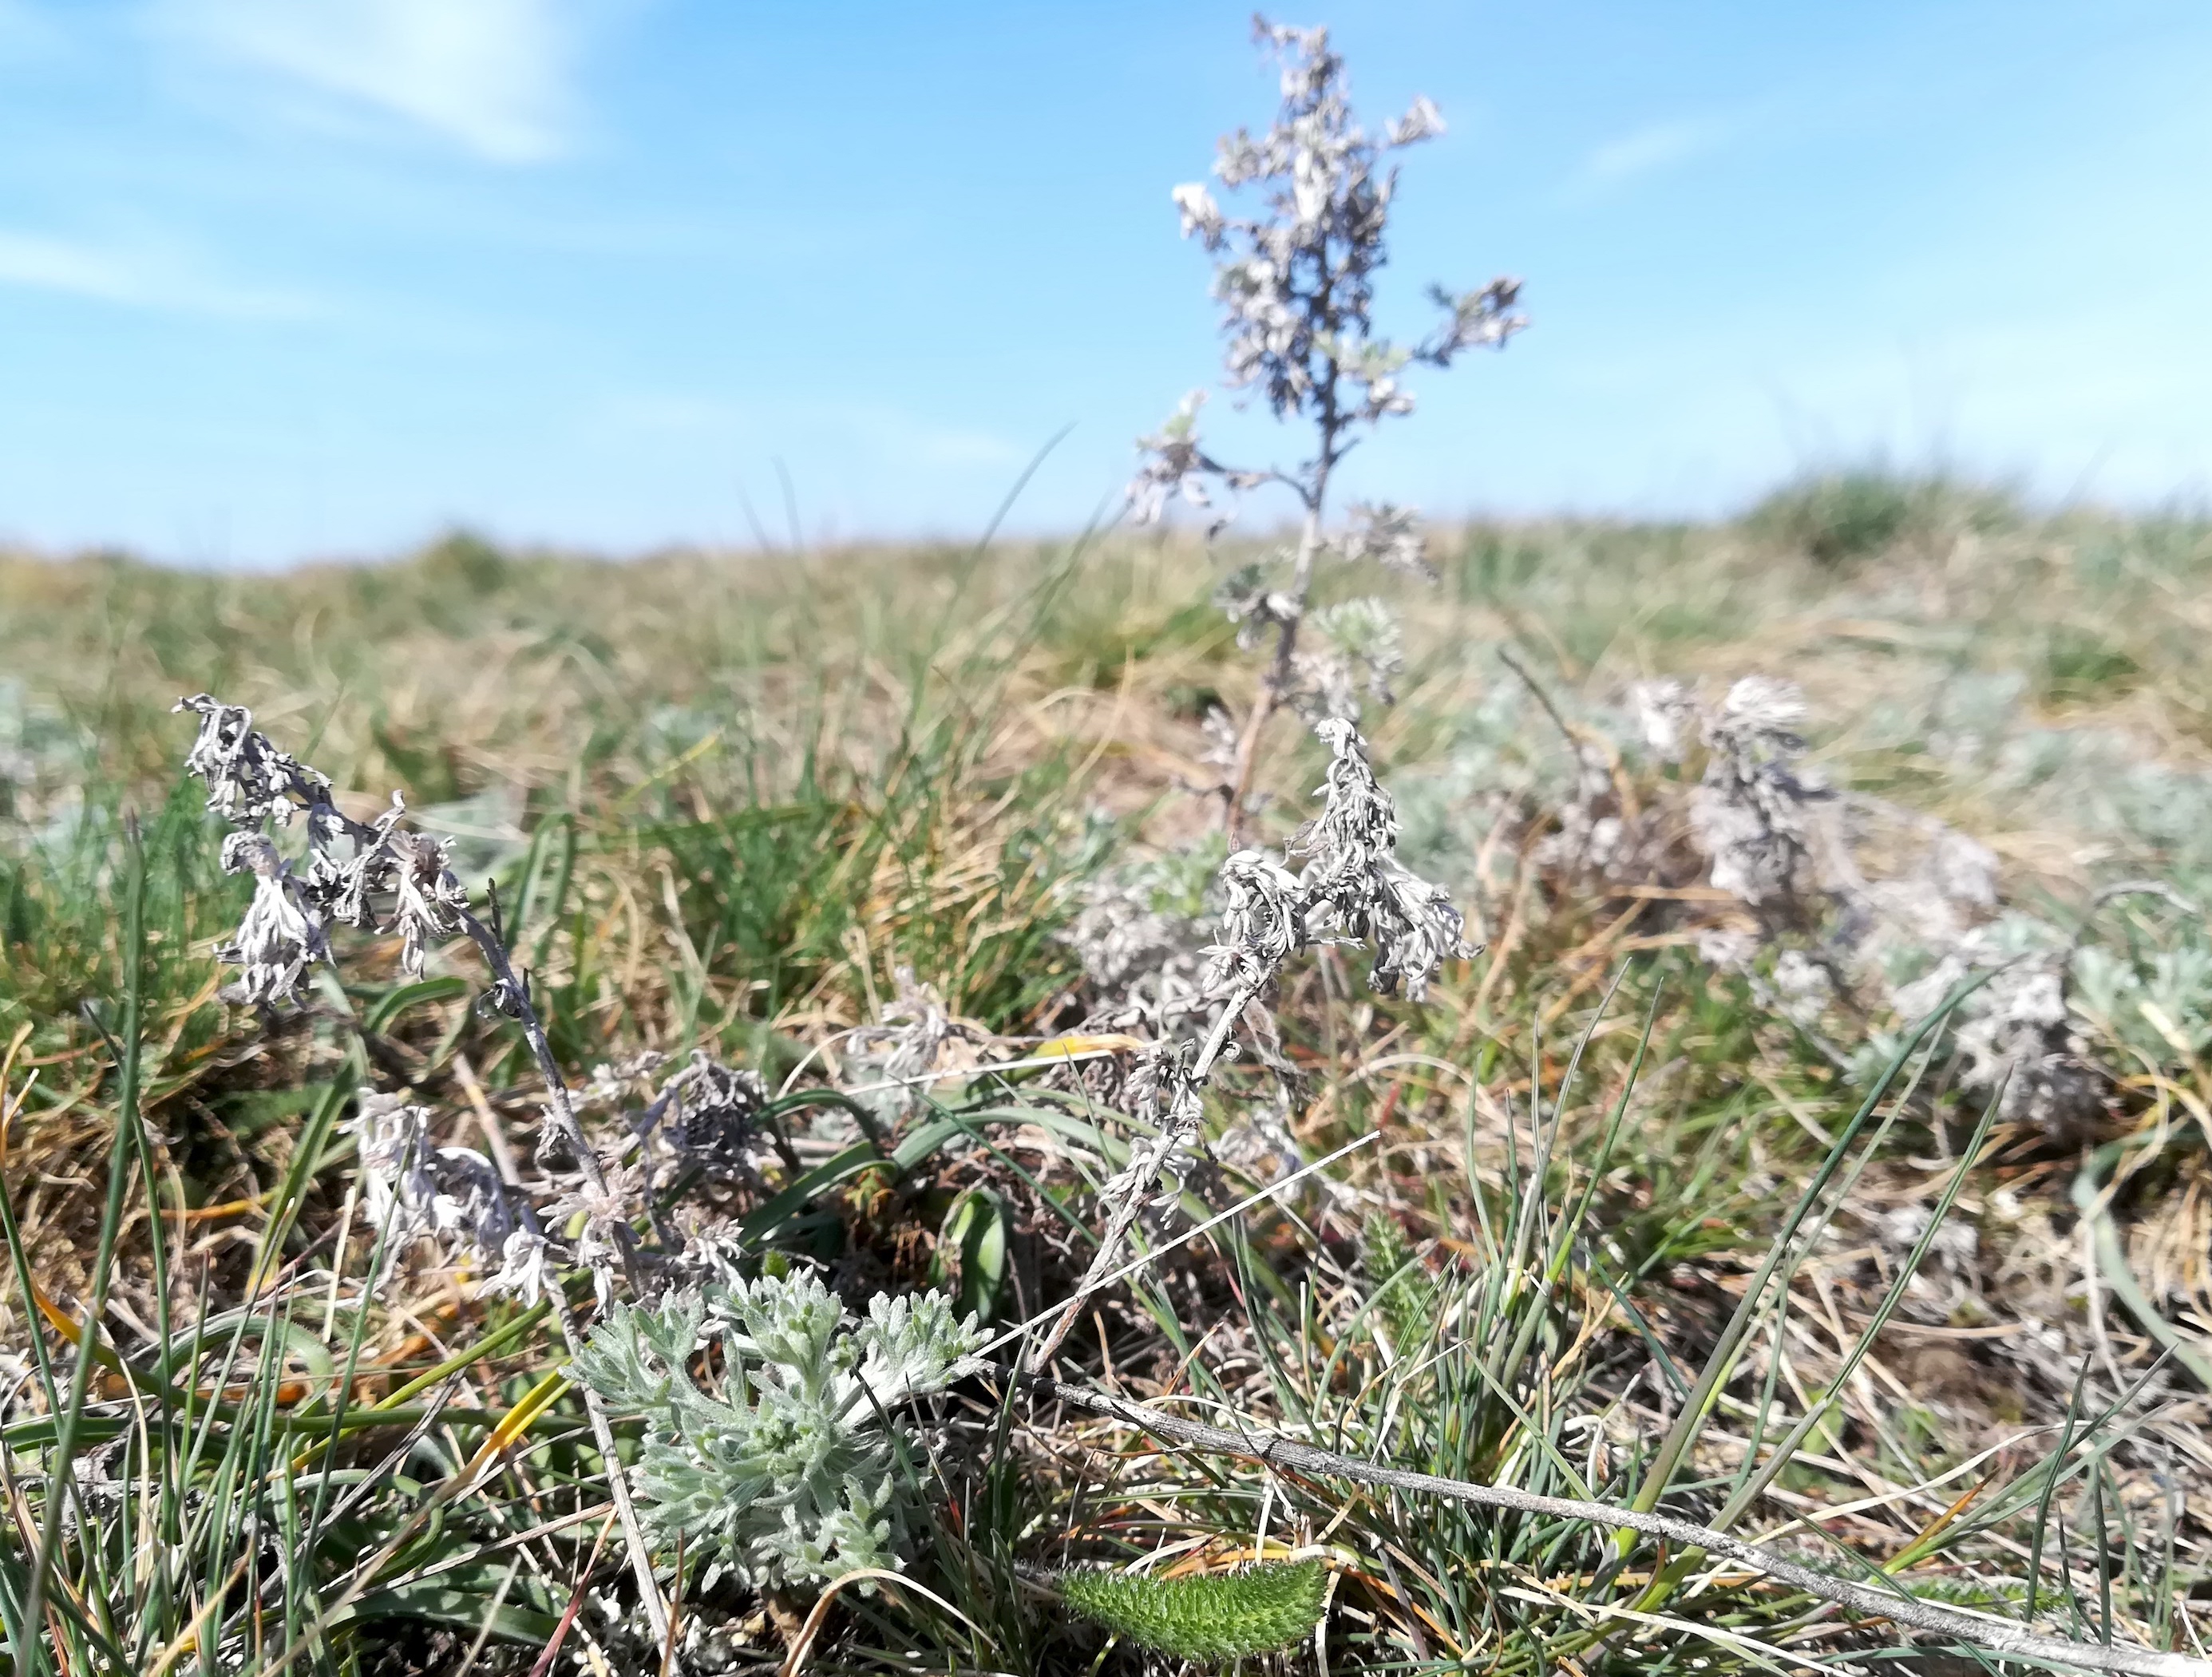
left=1031, top=718, right=1470, bottom=1367
left=1130, top=21, right=1525, bottom=840
left=174, top=694, right=672, bottom=1643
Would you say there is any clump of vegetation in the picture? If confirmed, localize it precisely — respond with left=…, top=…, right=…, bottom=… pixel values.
left=1751, top=466, right=2018, bottom=564
left=7, top=519, right=2211, bottom=1677
left=571, top=1271, right=983, bottom=1588
left=1753, top=468, right=1922, bottom=562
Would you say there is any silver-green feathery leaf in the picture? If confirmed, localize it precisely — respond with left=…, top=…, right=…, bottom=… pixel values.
left=571, top=1270, right=981, bottom=1592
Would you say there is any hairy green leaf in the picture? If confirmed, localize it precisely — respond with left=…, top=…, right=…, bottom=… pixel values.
left=1058, top=1559, right=1327, bottom=1663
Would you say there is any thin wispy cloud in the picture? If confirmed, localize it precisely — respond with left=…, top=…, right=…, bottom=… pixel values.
left=1568, top=114, right=1735, bottom=199
left=0, top=231, right=135, bottom=302
left=599, top=393, right=738, bottom=435
left=0, top=227, right=319, bottom=317
left=151, top=0, right=586, bottom=163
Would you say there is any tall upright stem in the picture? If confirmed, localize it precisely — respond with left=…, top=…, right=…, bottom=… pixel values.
left=1221, top=469, right=1329, bottom=847
left=1220, top=291, right=1340, bottom=845
left=307, top=817, right=669, bottom=1642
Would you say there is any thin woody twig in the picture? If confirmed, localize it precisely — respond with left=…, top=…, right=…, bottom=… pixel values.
left=410, top=918, right=672, bottom=1646
left=433, top=923, right=672, bottom=1643
left=1027, top=1376, right=2212, bottom=1677
left=1222, top=503, right=1328, bottom=847
left=539, top=1288, right=669, bottom=1644
left=1498, top=643, right=1582, bottom=757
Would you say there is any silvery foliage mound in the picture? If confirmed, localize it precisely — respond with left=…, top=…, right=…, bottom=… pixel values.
left=1063, top=834, right=1227, bottom=1033
left=1626, top=675, right=2202, bottom=1137
left=570, top=1270, right=983, bottom=1590
left=1884, top=672, right=2212, bottom=1134
left=1130, top=19, right=1524, bottom=813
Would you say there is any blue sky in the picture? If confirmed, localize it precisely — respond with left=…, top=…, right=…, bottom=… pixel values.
left=0, top=1, right=2207, bottom=565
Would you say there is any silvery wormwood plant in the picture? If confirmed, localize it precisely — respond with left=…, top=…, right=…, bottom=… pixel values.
left=1034, top=715, right=1472, bottom=1364
left=172, top=694, right=642, bottom=1291
left=568, top=1270, right=983, bottom=1590
left=175, top=696, right=988, bottom=1610
left=1130, top=17, right=1526, bottom=838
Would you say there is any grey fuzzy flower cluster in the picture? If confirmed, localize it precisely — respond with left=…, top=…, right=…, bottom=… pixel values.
left=176, top=695, right=471, bottom=1007
left=1155, top=22, right=1521, bottom=435
left=1289, top=718, right=1470, bottom=999
left=350, top=1093, right=548, bottom=1304
left=1949, top=956, right=2100, bottom=1134
left=178, top=692, right=330, bottom=825
left=1196, top=718, right=1469, bottom=1005
left=1332, top=501, right=1435, bottom=579
left=1680, top=677, right=1828, bottom=910
left=173, top=694, right=666, bottom=1318
left=658, top=1050, right=771, bottom=1177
